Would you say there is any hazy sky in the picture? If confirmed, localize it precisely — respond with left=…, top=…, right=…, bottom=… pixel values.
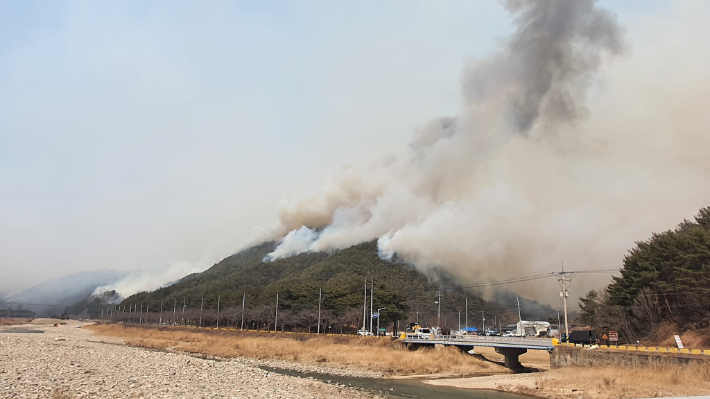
left=0, top=0, right=675, bottom=294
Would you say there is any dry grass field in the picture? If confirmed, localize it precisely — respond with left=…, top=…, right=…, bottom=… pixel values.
left=0, top=318, right=30, bottom=326
left=87, top=324, right=508, bottom=376
left=529, top=364, right=710, bottom=399
left=427, top=363, right=710, bottom=399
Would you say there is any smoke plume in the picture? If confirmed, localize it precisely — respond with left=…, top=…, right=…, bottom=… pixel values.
left=256, top=0, right=710, bottom=303
left=92, top=261, right=208, bottom=298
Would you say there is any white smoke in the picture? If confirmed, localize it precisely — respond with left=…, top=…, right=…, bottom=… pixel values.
left=92, top=260, right=207, bottom=299
left=256, top=1, right=710, bottom=301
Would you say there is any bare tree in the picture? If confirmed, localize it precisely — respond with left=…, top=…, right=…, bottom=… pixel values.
left=632, top=287, right=661, bottom=333
left=298, top=309, right=319, bottom=333
left=341, top=308, right=363, bottom=335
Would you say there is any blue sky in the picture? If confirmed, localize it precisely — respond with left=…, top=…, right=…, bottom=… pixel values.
left=0, top=0, right=672, bottom=293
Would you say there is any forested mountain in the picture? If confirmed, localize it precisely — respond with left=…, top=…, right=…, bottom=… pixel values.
left=118, top=241, right=554, bottom=332
left=579, top=207, right=710, bottom=343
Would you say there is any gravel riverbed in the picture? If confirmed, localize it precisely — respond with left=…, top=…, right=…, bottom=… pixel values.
left=0, top=320, right=382, bottom=399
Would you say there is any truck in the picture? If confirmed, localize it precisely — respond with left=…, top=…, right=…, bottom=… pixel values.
left=400, top=323, right=434, bottom=339
left=503, top=321, right=551, bottom=337
left=568, top=330, right=599, bottom=345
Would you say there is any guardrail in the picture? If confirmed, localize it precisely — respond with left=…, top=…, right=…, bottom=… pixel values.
left=560, top=342, right=710, bottom=355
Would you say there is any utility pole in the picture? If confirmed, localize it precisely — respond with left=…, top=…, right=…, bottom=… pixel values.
left=465, top=297, right=468, bottom=328
left=241, top=293, right=245, bottom=331
left=182, top=298, right=186, bottom=326
left=516, top=296, right=522, bottom=322
left=416, top=309, right=419, bottom=325
left=146, top=304, right=149, bottom=325
left=482, top=310, right=486, bottom=333
left=362, top=276, right=368, bottom=335
left=437, top=290, right=441, bottom=327
left=140, top=302, right=143, bottom=324
left=217, top=295, right=221, bottom=329
left=554, top=263, right=573, bottom=340
left=370, top=276, right=375, bottom=334
left=317, top=288, right=322, bottom=334
left=101, top=308, right=104, bottom=321
left=199, top=297, right=204, bottom=328
left=275, top=291, right=279, bottom=333
left=458, top=310, right=461, bottom=331
left=173, top=299, right=177, bottom=326
left=159, top=300, right=163, bottom=324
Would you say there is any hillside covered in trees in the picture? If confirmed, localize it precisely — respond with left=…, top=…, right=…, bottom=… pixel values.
left=116, top=241, right=553, bottom=333
left=579, top=207, right=710, bottom=344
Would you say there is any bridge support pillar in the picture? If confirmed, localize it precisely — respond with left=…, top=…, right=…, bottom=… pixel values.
left=495, top=347, right=527, bottom=369
left=407, top=343, right=424, bottom=351
left=458, top=345, right=474, bottom=353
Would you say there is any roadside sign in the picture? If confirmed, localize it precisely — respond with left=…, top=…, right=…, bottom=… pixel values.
left=608, top=331, right=619, bottom=342
left=373, top=313, right=379, bottom=318
left=602, top=333, right=609, bottom=340
left=674, top=334, right=684, bottom=349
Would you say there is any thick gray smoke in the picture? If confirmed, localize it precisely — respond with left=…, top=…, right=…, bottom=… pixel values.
left=256, top=0, right=710, bottom=304
left=464, top=0, right=625, bottom=133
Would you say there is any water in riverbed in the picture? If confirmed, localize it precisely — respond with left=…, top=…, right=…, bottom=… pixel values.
left=261, top=366, right=531, bottom=399
left=0, top=328, right=44, bottom=333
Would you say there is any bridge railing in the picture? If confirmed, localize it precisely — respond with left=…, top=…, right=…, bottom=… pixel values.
left=402, top=334, right=554, bottom=347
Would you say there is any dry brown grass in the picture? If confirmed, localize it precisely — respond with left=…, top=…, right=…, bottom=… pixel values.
left=527, top=364, right=710, bottom=399
left=0, top=318, right=30, bottom=326
left=644, top=322, right=710, bottom=348
left=87, top=324, right=507, bottom=376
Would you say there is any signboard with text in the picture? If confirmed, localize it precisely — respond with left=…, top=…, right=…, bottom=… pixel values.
left=608, top=331, right=619, bottom=342
left=674, top=334, right=684, bottom=349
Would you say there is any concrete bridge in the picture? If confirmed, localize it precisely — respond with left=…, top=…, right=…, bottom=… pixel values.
left=402, top=335, right=555, bottom=368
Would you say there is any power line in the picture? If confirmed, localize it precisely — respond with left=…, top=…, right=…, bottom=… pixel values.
left=431, top=268, right=619, bottom=291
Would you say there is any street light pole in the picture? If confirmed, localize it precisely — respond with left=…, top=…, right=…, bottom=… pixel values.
left=362, top=276, right=368, bottom=335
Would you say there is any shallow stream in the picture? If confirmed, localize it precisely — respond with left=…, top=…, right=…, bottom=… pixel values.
left=261, top=366, right=531, bottom=399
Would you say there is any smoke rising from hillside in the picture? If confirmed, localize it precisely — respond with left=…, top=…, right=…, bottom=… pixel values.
left=257, top=0, right=710, bottom=302
left=92, top=261, right=208, bottom=299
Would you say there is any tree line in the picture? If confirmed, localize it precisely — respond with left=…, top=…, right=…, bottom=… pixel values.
left=578, top=207, right=710, bottom=343
left=111, top=241, right=537, bottom=334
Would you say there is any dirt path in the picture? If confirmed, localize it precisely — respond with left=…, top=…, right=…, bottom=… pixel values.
left=0, top=319, right=380, bottom=399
